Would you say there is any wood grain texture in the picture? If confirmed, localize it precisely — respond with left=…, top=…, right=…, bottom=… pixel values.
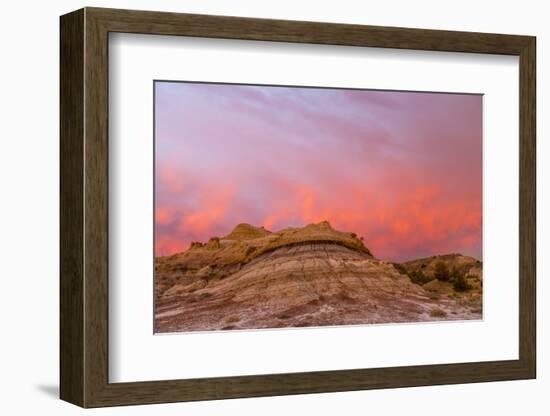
left=89, top=7, right=532, bottom=54
left=518, top=38, right=536, bottom=375
left=59, top=8, right=84, bottom=407
left=83, top=10, right=110, bottom=406
left=59, top=7, right=537, bottom=408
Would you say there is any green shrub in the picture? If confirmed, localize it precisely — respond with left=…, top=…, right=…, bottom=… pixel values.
left=408, top=269, right=431, bottom=285
left=392, top=263, right=408, bottom=275
left=434, top=261, right=450, bottom=281
left=453, top=273, right=472, bottom=292
left=449, top=266, right=460, bottom=281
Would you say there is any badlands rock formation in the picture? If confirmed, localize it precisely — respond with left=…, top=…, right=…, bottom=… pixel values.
left=155, top=221, right=482, bottom=333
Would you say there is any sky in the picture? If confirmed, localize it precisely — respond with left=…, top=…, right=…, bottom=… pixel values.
left=155, top=81, right=482, bottom=262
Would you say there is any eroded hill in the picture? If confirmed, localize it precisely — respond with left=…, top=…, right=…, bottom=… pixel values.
left=155, top=222, right=482, bottom=333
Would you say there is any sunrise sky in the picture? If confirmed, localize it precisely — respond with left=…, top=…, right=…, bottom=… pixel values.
left=154, top=81, right=482, bottom=262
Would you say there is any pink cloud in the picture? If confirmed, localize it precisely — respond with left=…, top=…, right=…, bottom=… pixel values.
left=154, top=82, right=482, bottom=261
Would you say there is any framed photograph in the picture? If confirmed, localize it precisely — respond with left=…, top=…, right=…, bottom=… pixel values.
left=60, top=7, right=536, bottom=407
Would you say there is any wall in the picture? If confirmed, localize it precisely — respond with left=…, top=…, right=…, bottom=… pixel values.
left=0, top=0, right=546, bottom=414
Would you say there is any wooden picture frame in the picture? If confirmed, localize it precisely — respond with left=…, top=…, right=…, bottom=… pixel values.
left=60, top=7, right=536, bottom=408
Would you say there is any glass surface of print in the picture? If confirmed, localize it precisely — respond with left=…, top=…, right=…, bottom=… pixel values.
left=154, top=81, right=483, bottom=334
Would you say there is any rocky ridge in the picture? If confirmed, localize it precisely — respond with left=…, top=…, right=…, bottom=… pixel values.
left=155, top=221, right=482, bottom=332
